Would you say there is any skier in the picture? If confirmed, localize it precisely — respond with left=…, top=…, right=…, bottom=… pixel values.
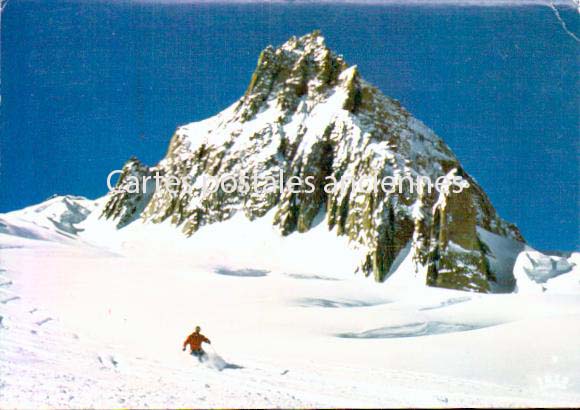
left=182, top=326, right=211, bottom=362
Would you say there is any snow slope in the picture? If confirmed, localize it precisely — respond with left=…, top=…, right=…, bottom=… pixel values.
left=0, top=196, right=98, bottom=245
left=1, top=197, right=579, bottom=407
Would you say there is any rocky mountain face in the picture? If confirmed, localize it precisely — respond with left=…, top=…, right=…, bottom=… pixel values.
left=102, top=31, right=524, bottom=293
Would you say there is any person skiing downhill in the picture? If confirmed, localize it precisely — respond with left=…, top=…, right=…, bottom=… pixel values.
left=182, top=326, right=211, bottom=362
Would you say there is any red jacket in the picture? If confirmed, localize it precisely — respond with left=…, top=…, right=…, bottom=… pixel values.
left=183, top=331, right=210, bottom=351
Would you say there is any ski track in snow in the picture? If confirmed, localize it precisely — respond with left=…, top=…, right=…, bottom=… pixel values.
left=293, top=297, right=390, bottom=308
left=336, top=320, right=504, bottom=339
left=419, top=296, right=472, bottom=311
left=214, top=267, right=270, bottom=277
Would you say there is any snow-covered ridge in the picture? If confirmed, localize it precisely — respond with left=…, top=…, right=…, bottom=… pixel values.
left=0, top=195, right=98, bottom=244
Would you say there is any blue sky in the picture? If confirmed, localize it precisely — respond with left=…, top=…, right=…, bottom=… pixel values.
left=1, top=0, right=578, bottom=250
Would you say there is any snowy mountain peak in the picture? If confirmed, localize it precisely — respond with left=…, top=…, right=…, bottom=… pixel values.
left=236, top=31, right=349, bottom=122
left=101, top=32, right=526, bottom=293
left=0, top=195, right=97, bottom=244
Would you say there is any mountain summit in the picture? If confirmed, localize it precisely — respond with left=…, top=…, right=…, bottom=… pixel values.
left=102, top=31, right=524, bottom=293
